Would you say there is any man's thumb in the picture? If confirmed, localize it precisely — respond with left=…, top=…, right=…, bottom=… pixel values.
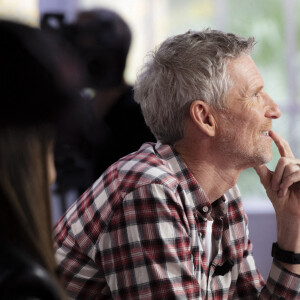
left=254, top=164, right=272, bottom=188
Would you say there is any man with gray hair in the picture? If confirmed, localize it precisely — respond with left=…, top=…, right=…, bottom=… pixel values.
left=54, top=29, right=300, bottom=299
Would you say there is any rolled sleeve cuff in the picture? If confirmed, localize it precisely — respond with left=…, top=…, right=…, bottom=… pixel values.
left=264, top=260, right=300, bottom=299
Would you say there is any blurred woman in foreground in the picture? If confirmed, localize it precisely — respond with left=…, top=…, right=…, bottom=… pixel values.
left=0, top=20, right=83, bottom=299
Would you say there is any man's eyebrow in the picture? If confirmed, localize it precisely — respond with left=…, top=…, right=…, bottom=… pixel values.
left=247, top=85, right=263, bottom=96
left=253, top=85, right=264, bottom=93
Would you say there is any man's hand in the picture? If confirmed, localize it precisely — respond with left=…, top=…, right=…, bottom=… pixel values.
left=255, top=130, right=300, bottom=216
left=254, top=130, right=300, bottom=274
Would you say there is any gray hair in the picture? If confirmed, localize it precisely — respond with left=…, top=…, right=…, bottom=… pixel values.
left=134, top=29, right=255, bottom=144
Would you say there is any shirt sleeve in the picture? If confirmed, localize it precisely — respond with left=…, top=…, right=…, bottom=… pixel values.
left=224, top=185, right=300, bottom=299
left=54, top=201, right=107, bottom=299
left=235, top=238, right=300, bottom=299
left=54, top=183, right=201, bottom=299
left=233, top=212, right=300, bottom=299
left=259, top=260, right=300, bottom=298
left=99, top=183, right=200, bottom=299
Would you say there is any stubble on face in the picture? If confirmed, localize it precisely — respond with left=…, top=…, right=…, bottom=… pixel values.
left=211, top=54, right=277, bottom=170
left=214, top=107, right=273, bottom=170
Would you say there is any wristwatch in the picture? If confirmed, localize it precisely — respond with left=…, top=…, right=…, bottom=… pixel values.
left=271, top=242, right=300, bottom=264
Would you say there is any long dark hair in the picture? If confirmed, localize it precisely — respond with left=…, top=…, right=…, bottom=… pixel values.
left=0, top=20, right=84, bottom=299
left=0, top=124, right=56, bottom=273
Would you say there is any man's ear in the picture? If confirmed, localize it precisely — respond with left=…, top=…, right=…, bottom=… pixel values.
left=189, top=100, right=216, bottom=136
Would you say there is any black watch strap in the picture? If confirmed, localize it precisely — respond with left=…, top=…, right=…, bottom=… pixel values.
left=271, top=242, right=300, bottom=264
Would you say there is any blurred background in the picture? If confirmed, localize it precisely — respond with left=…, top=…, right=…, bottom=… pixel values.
left=1, top=0, right=300, bottom=279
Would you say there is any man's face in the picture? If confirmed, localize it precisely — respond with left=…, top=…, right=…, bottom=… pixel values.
left=214, top=54, right=281, bottom=169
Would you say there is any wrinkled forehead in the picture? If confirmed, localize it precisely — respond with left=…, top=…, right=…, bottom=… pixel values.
left=226, top=54, right=264, bottom=96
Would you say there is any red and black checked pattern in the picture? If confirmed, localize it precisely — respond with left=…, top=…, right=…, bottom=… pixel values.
left=54, top=142, right=300, bottom=299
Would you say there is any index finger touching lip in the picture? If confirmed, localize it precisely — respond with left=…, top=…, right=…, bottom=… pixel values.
left=269, top=130, right=294, bottom=158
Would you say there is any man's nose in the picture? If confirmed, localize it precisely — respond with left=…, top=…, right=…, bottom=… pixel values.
left=264, top=93, right=281, bottom=119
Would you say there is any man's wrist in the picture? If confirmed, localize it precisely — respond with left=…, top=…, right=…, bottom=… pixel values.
left=272, top=242, right=300, bottom=264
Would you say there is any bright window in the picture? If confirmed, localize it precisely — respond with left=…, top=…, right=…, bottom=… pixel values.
left=79, top=0, right=299, bottom=202
left=0, top=0, right=38, bottom=26
left=4, top=0, right=299, bottom=202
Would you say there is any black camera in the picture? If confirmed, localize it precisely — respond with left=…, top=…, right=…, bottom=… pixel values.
left=40, top=10, right=131, bottom=89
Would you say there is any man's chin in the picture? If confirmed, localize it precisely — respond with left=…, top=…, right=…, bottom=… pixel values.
left=254, top=152, right=273, bottom=167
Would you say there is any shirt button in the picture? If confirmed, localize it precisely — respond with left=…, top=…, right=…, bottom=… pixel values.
left=203, top=206, right=209, bottom=213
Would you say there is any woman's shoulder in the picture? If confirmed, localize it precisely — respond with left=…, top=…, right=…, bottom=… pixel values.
left=0, top=242, right=61, bottom=300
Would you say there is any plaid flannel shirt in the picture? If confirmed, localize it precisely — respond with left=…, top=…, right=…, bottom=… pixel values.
left=54, top=142, right=300, bottom=299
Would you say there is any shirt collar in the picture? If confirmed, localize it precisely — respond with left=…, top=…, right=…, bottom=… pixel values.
left=153, top=142, right=228, bottom=219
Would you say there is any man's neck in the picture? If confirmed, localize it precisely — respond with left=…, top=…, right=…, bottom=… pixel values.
left=174, top=138, right=242, bottom=203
